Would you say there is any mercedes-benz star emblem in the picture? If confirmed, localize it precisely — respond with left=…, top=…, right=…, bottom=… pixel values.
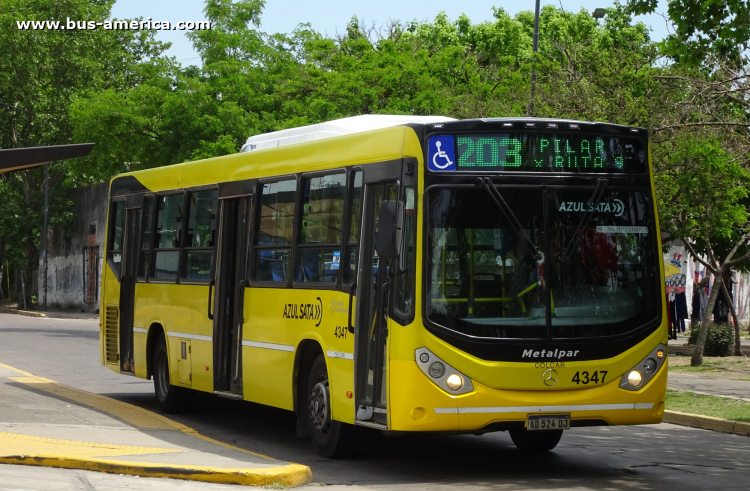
left=542, top=368, right=559, bottom=386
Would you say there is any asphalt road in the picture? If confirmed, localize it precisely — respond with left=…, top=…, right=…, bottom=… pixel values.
left=1, top=313, right=750, bottom=491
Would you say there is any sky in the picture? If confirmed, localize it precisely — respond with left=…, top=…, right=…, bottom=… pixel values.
left=111, top=0, right=672, bottom=65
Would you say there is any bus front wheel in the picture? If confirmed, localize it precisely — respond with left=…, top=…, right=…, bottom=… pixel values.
left=509, top=429, right=563, bottom=452
left=153, top=333, right=183, bottom=413
left=306, top=355, right=354, bottom=458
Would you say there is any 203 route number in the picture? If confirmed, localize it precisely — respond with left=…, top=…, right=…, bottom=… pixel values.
left=572, top=370, right=607, bottom=385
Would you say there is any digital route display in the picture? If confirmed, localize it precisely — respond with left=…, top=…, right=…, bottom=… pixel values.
left=427, top=133, right=647, bottom=174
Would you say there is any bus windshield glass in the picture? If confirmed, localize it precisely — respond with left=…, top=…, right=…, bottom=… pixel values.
left=425, top=186, right=660, bottom=339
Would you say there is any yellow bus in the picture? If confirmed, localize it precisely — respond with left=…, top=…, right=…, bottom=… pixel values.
left=100, top=115, right=667, bottom=456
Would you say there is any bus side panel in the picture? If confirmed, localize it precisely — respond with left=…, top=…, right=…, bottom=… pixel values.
left=133, top=283, right=215, bottom=393
left=100, top=260, right=122, bottom=372
left=242, top=287, right=355, bottom=420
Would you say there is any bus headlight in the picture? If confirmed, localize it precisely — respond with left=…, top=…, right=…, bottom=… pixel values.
left=619, top=344, right=666, bottom=391
left=415, top=348, right=474, bottom=395
left=446, top=374, right=464, bottom=391
left=627, top=370, right=643, bottom=387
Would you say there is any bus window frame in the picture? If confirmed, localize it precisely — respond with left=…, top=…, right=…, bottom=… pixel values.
left=250, top=175, right=300, bottom=289
left=149, top=190, right=187, bottom=285
left=180, top=185, right=220, bottom=285
left=342, top=167, right=362, bottom=288
left=106, top=197, right=127, bottom=281
left=137, top=193, right=156, bottom=283
left=293, top=168, right=349, bottom=290
left=392, top=184, right=417, bottom=324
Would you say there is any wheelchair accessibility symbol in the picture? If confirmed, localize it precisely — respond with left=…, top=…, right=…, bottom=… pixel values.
left=428, top=136, right=456, bottom=171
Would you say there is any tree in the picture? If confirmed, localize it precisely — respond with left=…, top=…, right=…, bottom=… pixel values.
left=627, top=0, right=750, bottom=65
left=0, top=0, right=168, bottom=307
left=654, top=133, right=750, bottom=364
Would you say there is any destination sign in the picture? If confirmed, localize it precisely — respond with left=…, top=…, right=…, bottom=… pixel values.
left=427, top=133, right=647, bottom=174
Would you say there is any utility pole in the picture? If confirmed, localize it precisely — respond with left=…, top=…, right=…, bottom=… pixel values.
left=42, top=162, right=49, bottom=310
left=529, top=0, right=541, bottom=116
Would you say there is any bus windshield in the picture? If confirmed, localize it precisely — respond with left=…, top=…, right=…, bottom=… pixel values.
left=425, top=185, right=660, bottom=340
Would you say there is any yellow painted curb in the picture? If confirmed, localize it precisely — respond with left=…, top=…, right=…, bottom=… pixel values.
left=0, top=307, right=46, bottom=318
left=0, top=455, right=312, bottom=487
left=0, top=361, right=313, bottom=486
left=664, top=410, right=750, bottom=437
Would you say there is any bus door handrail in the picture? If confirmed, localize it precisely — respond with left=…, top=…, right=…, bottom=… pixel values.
left=347, top=282, right=356, bottom=333
left=207, top=278, right=215, bottom=320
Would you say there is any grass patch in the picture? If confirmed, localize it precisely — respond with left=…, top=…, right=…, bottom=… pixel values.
left=666, top=389, right=750, bottom=422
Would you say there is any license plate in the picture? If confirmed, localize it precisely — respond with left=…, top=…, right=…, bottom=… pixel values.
left=527, top=415, right=570, bottom=431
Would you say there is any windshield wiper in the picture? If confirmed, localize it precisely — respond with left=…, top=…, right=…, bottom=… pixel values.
left=561, top=178, right=608, bottom=262
left=478, top=177, right=540, bottom=260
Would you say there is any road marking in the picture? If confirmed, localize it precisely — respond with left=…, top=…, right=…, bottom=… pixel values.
left=0, top=361, right=279, bottom=460
left=0, top=432, right=184, bottom=458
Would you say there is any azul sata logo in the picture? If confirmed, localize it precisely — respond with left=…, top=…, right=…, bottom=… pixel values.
left=558, top=199, right=624, bottom=216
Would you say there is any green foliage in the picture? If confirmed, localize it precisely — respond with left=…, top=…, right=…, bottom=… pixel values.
left=0, top=0, right=169, bottom=304
left=655, top=134, right=750, bottom=250
left=689, top=322, right=735, bottom=357
left=628, top=0, right=750, bottom=64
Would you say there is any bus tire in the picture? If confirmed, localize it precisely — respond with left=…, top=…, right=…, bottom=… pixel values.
left=306, top=355, right=354, bottom=458
left=153, top=333, right=183, bottom=413
left=509, top=429, right=563, bottom=452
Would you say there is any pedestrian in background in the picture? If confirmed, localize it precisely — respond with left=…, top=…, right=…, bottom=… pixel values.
left=675, top=289, right=688, bottom=334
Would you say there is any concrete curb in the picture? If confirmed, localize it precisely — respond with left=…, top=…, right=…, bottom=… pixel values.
left=0, top=307, right=46, bottom=318
left=0, top=361, right=313, bottom=487
left=664, top=410, right=750, bottom=437
left=0, top=455, right=312, bottom=487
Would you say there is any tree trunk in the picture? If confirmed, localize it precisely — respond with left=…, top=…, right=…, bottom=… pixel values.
left=691, top=272, right=723, bottom=366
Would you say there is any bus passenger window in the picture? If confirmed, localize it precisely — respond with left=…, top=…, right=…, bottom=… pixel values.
left=138, top=196, right=153, bottom=280
left=182, top=189, right=218, bottom=281
left=297, top=173, right=346, bottom=284
left=108, top=200, right=126, bottom=277
left=345, top=170, right=363, bottom=285
left=254, top=179, right=297, bottom=282
left=152, top=193, right=184, bottom=281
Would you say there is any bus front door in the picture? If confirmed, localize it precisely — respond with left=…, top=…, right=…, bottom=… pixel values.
left=119, top=206, right=141, bottom=373
left=212, top=196, right=251, bottom=396
left=354, top=182, right=397, bottom=425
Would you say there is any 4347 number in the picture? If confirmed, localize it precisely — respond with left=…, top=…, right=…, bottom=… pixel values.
left=572, top=371, right=608, bottom=385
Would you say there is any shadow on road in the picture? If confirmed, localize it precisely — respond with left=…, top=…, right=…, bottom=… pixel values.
left=99, top=391, right=708, bottom=490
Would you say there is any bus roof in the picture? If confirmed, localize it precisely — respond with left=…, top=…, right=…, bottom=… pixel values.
left=240, top=115, right=456, bottom=152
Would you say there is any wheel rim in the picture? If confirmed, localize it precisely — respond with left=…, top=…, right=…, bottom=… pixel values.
left=309, top=377, right=331, bottom=435
left=156, top=349, right=169, bottom=400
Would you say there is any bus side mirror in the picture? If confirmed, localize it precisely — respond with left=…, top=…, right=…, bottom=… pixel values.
left=376, top=200, right=404, bottom=259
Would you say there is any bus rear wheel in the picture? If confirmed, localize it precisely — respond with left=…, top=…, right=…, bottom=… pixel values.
left=509, top=429, right=563, bottom=452
left=153, top=333, right=184, bottom=413
left=306, top=355, right=354, bottom=458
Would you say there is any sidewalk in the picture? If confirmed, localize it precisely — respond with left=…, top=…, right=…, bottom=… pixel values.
left=0, top=361, right=311, bottom=487
left=0, top=304, right=98, bottom=319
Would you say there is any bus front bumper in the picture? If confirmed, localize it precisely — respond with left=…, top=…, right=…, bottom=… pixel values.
left=389, top=360, right=667, bottom=432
